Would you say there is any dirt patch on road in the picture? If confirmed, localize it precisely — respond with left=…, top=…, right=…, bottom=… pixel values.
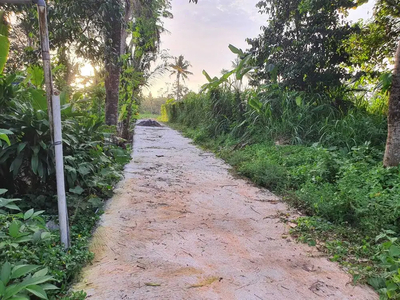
left=136, top=119, right=163, bottom=127
left=74, top=122, right=377, bottom=300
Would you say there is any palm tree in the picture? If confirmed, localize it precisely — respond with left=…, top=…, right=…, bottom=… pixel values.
left=169, top=55, right=193, bottom=101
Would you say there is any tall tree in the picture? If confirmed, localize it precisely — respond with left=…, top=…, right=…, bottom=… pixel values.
left=169, top=55, right=193, bottom=101
left=104, top=0, right=123, bottom=125
left=346, top=0, right=399, bottom=77
left=383, top=41, right=400, bottom=166
left=373, top=0, right=400, bottom=166
left=118, top=0, right=172, bottom=139
left=247, top=0, right=357, bottom=91
left=3, top=0, right=124, bottom=125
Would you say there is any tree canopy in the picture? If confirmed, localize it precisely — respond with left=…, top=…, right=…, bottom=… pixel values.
left=247, top=0, right=361, bottom=91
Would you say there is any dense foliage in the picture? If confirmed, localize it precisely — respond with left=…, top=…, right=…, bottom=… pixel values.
left=0, top=69, right=131, bottom=298
left=0, top=0, right=184, bottom=297
left=248, top=0, right=358, bottom=90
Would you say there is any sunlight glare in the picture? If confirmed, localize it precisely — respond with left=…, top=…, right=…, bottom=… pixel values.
left=81, top=63, right=94, bottom=77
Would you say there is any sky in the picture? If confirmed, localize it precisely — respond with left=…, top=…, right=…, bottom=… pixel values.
left=148, top=0, right=377, bottom=97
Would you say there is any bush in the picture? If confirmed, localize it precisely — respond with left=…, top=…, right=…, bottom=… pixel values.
left=0, top=71, right=132, bottom=298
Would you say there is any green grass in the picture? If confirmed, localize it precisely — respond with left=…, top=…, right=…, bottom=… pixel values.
left=138, top=113, right=161, bottom=120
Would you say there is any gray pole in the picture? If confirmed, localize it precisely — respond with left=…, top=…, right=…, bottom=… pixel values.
left=35, top=0, right=54, bottom=140
left=35, top=0, right=70, bottom=249
left=52, top=91, right=70, bottom=248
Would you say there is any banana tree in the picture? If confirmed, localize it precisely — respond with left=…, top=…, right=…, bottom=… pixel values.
left=201, top=44, right=256, bottom=92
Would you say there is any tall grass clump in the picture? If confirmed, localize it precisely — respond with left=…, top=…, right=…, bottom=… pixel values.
left=165, top=84, right=387, bottom=149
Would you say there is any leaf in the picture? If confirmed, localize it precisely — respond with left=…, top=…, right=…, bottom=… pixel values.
left=0, top=198, right=21, bottom=210
left=69, top=186, right=84, bottom=195
left=24, top=209, right=34, bottom=220
left=0, top=280, right=5, bottom=296
left=4, top=283, right=26, bottom=299
left=9, top=155, right=23, bottom=178
left=25, top=285, right=48, bottom=299
left=0, top=129, right=13, bottom=135
left=27, top=66, right=44, bottom=88
left=20, top=275, right=54, bottom=287
left=144, top=282, right=161, bottom=287
left=367, top=277, right=386, bottom=289
left=266, top=63, right=275, bottom=73
left=375, top=233, right=387, bottom=242
left=4, top=204, right=20, bottom=211
left=37, top=162, right=44, bottom=179
left=39, top=141, right=47, bottom=150
left=14, top=235, right=33, bottom=243
left=248, top=98, right=262, bottom=113
left=32, top=211, right=45, bottom=218
left=11, top=265, right=39, bottom=279
left=0, top=189, right=7, bottom=195
left=235, top=55, right=252, bottom=80
left=29, top=89, right=47, bottom=111
left=218, top=70, right=235, bottom=83
left=389, top=245, right=400, bottom=257
left=0, top=133, right=10, bottom=146
left=1, top=262, right=11, bottom=285
left=0, top=34, right=10, bottom=74
left=9, top=295, right=30, bottom=300
left=40, top=232, right=51, bottom=240
left=295, top=96, right=302, bottom=107
left=5, top=276, right=54, bottom=298
left=202, top=70, right=212, bottom=82
left=40, top=283, right=58, bottom=290
left=31, top=146, right=40, bottom=155
left=32, top=231, right=42, bottom=243
left=8, top=221, right=20, bottom=238
left=32, top=268, right=48, bottom=278
left=228, top=44, right=243, bottom=56
left=187, top=276, right=220, bottom=288
left=77, top=165, right=90, bottom=176
left=17, top=143, right=27, bottom=155
left=31, top=155, right=39, bottom=175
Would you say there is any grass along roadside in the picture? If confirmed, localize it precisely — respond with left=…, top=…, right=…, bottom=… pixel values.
left=138, top=113, right=161, bottom=120
left=167, top=122, right=400, bottom=299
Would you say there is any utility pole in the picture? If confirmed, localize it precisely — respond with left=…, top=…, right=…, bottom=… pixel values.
left=0, top=0, right=70, bottom=248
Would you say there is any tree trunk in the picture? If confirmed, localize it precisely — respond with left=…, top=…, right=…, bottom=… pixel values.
left=384, top=40, right=400, bottom=167
left=177, top=73, right=181, bottom=101
left=105, top=59, right=120, bottom=125
left=104, top=0, right=122, bottom=126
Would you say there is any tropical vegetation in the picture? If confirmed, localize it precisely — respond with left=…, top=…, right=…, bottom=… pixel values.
left=169, top=55, right=193, bottom=101
left=0, top=0, right=189, bottom=298
left=163, top=0, right=400, bottom=299
left=1, top=0, right=400, bottom=298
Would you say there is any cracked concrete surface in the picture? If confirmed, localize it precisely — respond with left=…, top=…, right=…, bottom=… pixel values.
left=74, top=122, right=377, bottom=300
